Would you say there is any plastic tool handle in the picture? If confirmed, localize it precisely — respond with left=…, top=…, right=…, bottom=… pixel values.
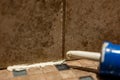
left=66, top=51, right=101, bottom=61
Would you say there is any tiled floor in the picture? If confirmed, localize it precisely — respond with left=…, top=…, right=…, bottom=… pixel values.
left=0, top=59, right=99, bottom=80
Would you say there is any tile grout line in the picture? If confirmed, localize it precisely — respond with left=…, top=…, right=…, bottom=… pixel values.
left=62, top=0, right=66, bottom=59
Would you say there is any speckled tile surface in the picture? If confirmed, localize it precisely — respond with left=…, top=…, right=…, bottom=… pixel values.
left=0, top=0, right=63, bottom=68
left=65, top=0, right=120, bottom=53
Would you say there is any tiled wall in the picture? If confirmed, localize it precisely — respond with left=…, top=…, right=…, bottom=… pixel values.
left=0, top=0, right=120, bottom=68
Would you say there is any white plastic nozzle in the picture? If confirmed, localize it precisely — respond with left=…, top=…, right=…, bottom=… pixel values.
left=66, top=51, right=101, bottom=61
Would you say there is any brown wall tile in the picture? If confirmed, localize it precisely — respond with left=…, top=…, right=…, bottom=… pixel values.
left=65, top=0, right=120, bottom=53
left=0, top=0, right=63, bottom=68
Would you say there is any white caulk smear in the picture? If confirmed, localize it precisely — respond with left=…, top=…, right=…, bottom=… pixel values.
left=7, top=60, right=65, bottom=71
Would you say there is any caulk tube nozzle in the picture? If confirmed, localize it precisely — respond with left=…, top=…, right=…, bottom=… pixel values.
left=66, top=50, right=101, bottom=61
